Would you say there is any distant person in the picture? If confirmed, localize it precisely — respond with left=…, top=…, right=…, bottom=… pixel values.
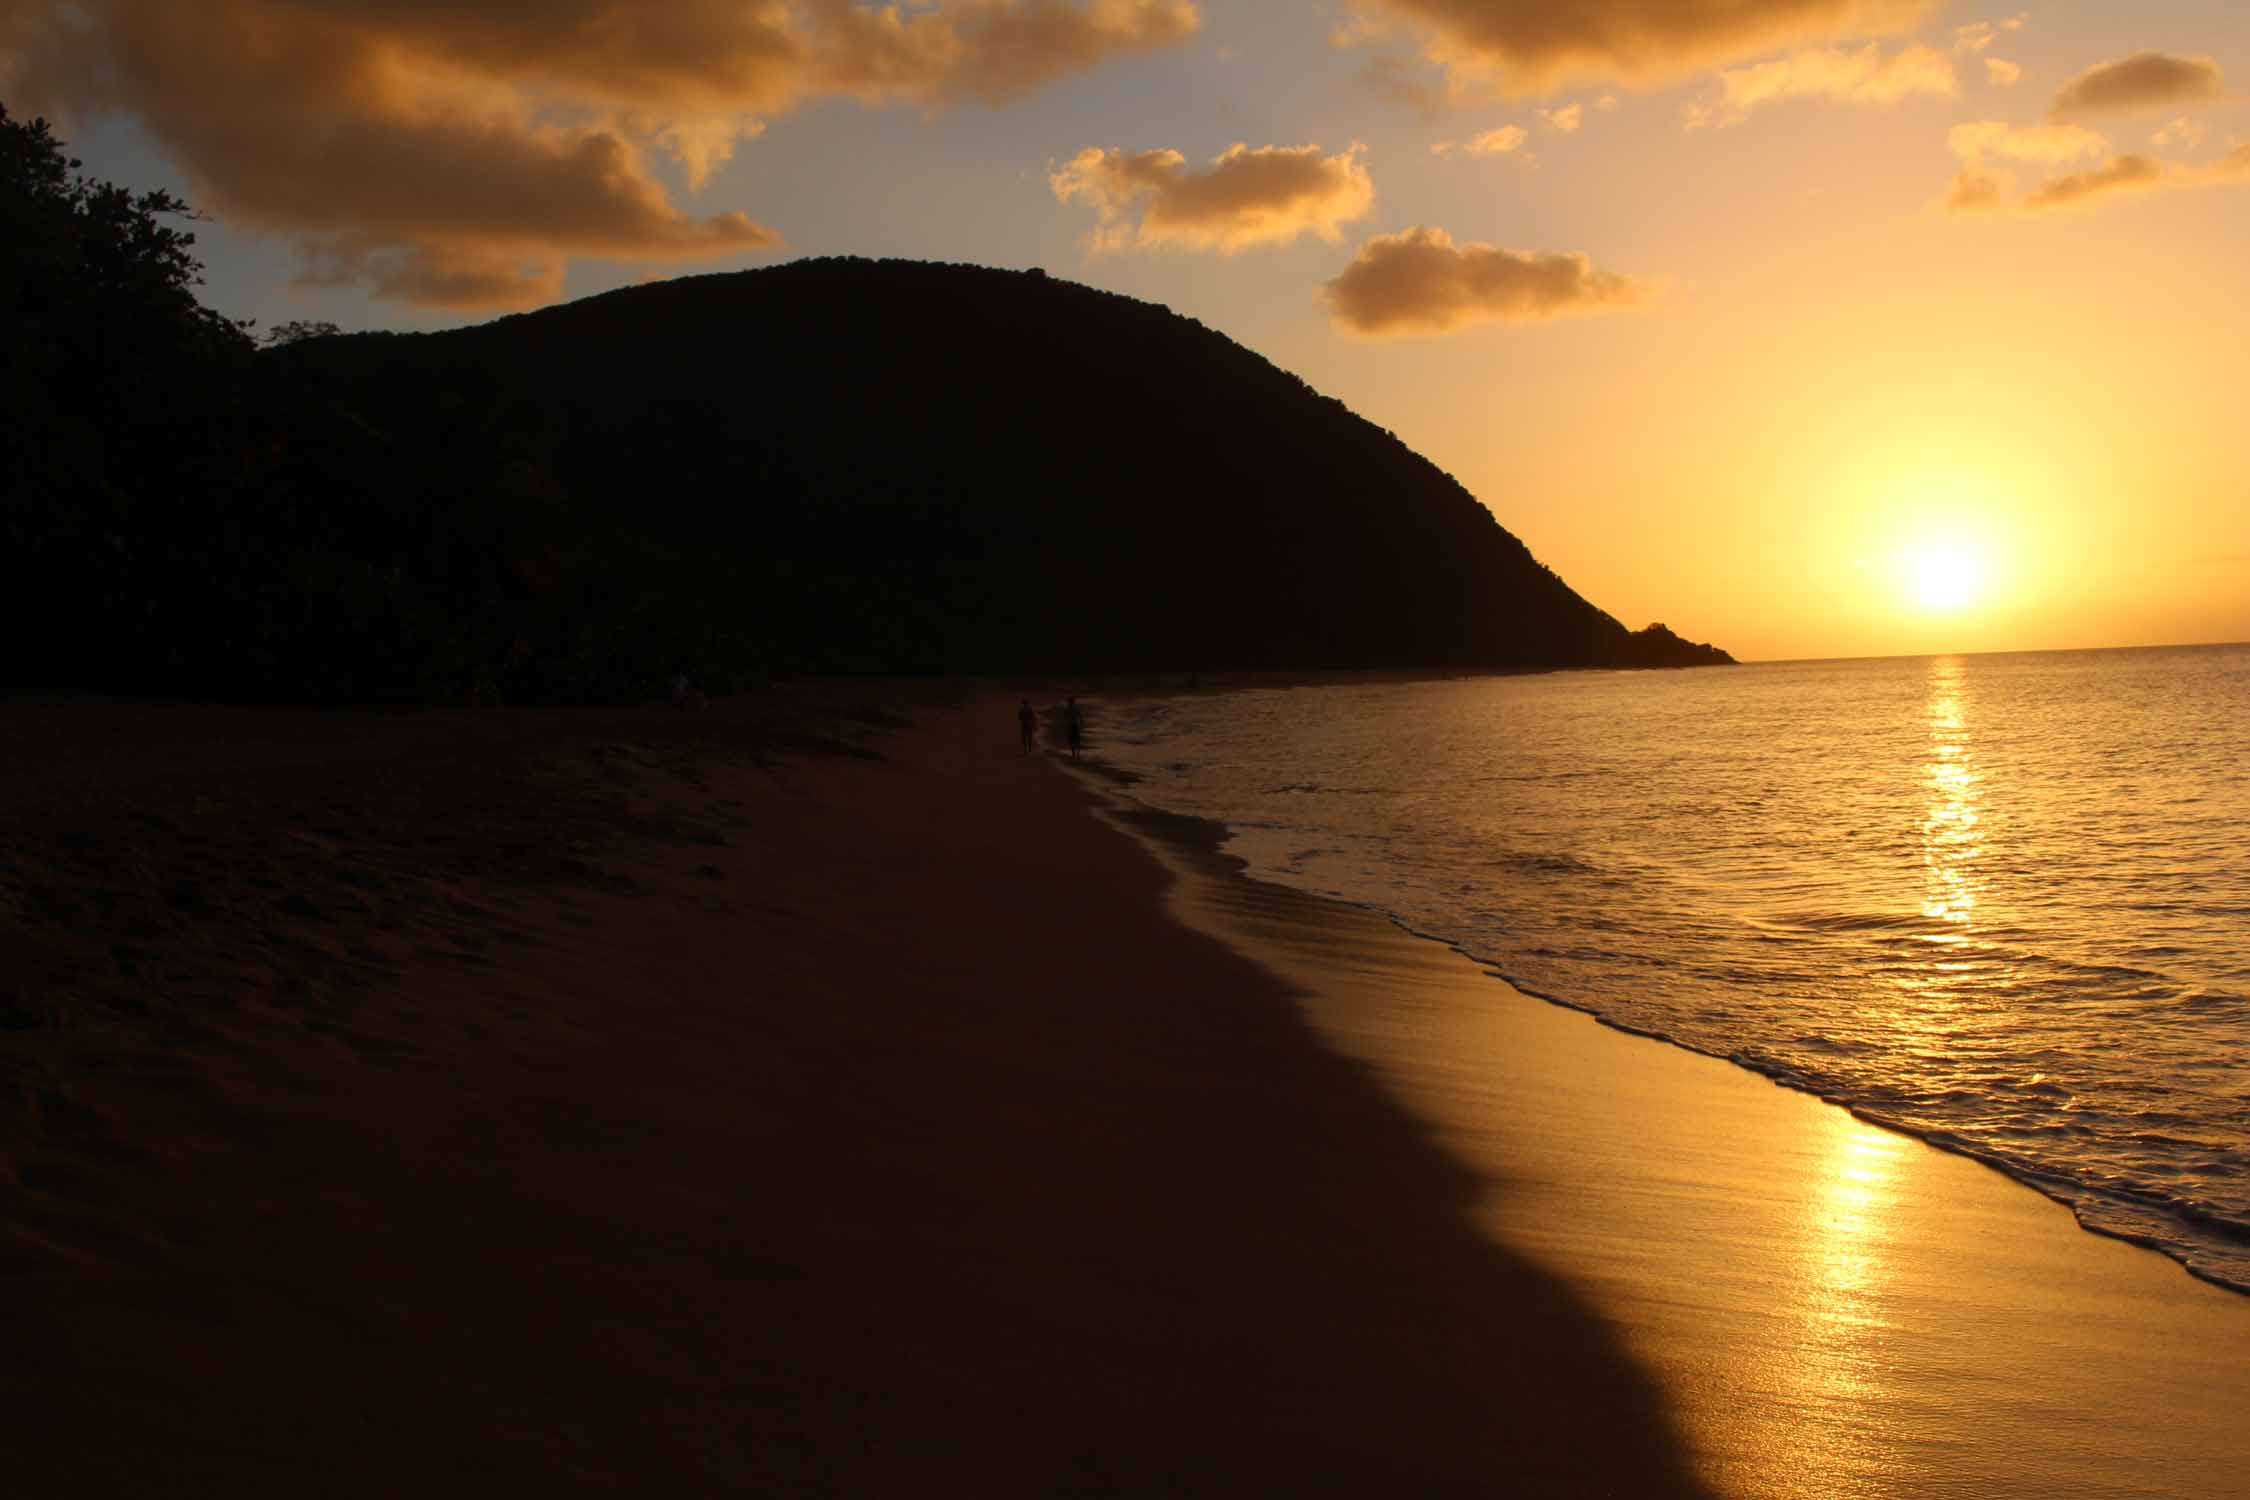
left=1017, top=697, right=1036, bottom=752
left=670, top=670, right=707, bottom=710
left=1064, top=696, right=1085, bottom=759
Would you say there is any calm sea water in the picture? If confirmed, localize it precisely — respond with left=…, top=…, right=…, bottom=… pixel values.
left=1097, top=645, right=2250, bottom=1292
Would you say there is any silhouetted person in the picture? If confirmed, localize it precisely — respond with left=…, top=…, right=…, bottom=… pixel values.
left=670, top=670, right=707, bottom=710
left=1018, top=698, right=1036, bottom=752
left=1065, top=696, right=1085, bottom=759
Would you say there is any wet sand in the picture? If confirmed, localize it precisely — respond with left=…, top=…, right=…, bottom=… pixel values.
left=2, top=692, right=1704, bottom=1496
left=1106, top=776, right=2250, bottom=1499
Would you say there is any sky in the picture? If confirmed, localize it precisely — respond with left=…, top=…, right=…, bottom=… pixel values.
left=6, top=0, right=2246, bottom=663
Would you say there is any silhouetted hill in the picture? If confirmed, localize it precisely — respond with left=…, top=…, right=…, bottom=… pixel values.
left=253, top=258, right=1727, bottom=695
left=8, top=126, right=1729, bottom=704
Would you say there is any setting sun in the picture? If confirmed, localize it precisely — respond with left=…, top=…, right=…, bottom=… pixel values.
left=1902, top=542, right=1989, bottom=613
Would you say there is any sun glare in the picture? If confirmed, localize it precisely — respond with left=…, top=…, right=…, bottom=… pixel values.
left=1900, top=542, right=1988, bottom=613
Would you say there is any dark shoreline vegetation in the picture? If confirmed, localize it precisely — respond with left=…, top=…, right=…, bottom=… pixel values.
left=5, top=107, right=1731, bottom=705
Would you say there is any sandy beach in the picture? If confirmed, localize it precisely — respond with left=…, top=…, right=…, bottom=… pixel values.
left=5, top=688, right=2245, bottom=1495
left=3, top=689, right=1700, bottom=1495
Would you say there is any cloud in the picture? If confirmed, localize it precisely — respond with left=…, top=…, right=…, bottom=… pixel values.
left=2022, top=152, right=2165, bottom=208
left=0, top=0, right=1202, bottom=308
left=1954, top=22, right=1997, bottom=54
left=1684, top=41, right=1955, bottom=128
left=1941, top=166, right=2011, bottom=211
left=1539, top=103, right=1584, bottom=132
left=1985, top=58, right=2022, bottom=88
left=2051, top=53, right=2226, bottom=119
left=1952, top=13, right=2026, bottom=56
left=1430, top=125, right=1530, bottom=156
left=1338, top=0, right=1937, bottom=93
left=1948, top=120, right=2111, bottom=165
left=1943, top=140, right=2250, bottom=215
left=1323, top=226, right=1649, bottom=335
left=1051, top=142, right=1375, bottom=253
left=2150, top=117, right=2207, bottom=151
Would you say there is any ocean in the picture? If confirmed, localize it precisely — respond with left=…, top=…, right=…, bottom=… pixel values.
left=1097, top=644, right=2250, bottom=1293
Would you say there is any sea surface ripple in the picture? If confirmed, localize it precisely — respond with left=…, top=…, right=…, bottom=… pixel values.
left=1098, top=644, right=2250, bottom=1292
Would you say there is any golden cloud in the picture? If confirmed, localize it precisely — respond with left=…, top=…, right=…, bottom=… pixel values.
left=1323, top=226, right=1648, bottom=335
left=1431, top=125, right=1532, bottom=156
left=1, top=0, right=1201, bottom=308
left=1051, top=142, right=1376, bottom=253
left=1340, top=0, right=1936, bottom=93
left=1952, top=13, right=2026, bottom=56
left=1948, top=120, right=2112, bottom=165
left=1943, top=140, right=2250, bottom=216
left=2022, top=153, right=2166, bottom=209
left=1684, top=41, right=1955, bottom=127
left=1984, top=58, right=2022, bottom=88
left=2051, top=53, right=2226, bottom=119
left=2151, top=117, right=2207, bottom=151
left=1941, top=166, right=2011, bottom=212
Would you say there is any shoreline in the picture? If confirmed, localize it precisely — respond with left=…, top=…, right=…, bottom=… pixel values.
left=1066, top=679, right=2250, bottom=1304
left=8, top=687, right=2245, bottom=1495
left=1079, top=757, right=2250, bottom=1498
left=1118, top=818, right=2250, bottom=1299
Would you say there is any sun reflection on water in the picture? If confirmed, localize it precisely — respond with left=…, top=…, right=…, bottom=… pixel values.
left=1920, top=657, right=1984, bottom=933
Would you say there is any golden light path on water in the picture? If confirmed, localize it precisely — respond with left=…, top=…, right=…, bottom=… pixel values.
left=1756, top=657, right=1988, bottom=1493
left=1920, top=657, right=1984, bottom=932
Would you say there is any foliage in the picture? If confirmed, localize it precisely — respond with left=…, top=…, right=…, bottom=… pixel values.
left=265, top=319, right=343, bottom=347
left=1, top=105, right=250, bottom=362
left=3, top=105, right=264, bottom=695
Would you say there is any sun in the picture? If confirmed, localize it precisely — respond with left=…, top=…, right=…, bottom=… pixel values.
left=1900, top=541, right=1988, bottom=612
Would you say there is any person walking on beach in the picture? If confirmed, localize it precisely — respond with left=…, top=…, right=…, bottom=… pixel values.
left=1018, top=697, right=1037, bottom=752
left=1064, top=696, right=1085, bottom=759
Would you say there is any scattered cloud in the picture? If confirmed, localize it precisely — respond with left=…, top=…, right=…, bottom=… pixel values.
left=1430, top=125, right=1531, bottom=156
left=1323, top=226, right=1650, bottom=335
left=2051, top=53, right=2225, bottom=119
left=1942, top=136, right=2250, bottom=214
left=1357, top=52, right=1474, bottom=115
left=1338, top=0, right=1938, bottom=93
left=1051, top=142, right=1375, bottom=253
left=2151, top=117, right=2207, bottom=151
left=1949, top=120, right=2111, bottom=165
left=2023, top=152, right=2166, bottom=208
left=1953, top=13, right=2027, bottom=56
left=1595, top=94, right=1621, bottom=111
left=1941, top=166, right=2012, bottom=211
left=1937, top=115, right=2110, bottom=213
left=1954, top=22, right=1997, bottom=54
left=1985, top=57, right=2022, bottom=88
left=0, top=0, right=1203, bottom=308
left=1540, top=103, right=1584, bottom=133
left=1684, top=42, right=1955, bottom=128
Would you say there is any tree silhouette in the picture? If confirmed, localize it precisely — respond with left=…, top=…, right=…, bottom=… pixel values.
left=1, top=105, right=250, bottom=365
left=265, top=319, right=344, bottom=347
left=3, top=103, right=256, bottom=695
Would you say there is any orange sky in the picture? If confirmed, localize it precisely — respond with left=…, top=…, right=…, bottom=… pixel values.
left=7, top=1, right=2246, bottom=660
